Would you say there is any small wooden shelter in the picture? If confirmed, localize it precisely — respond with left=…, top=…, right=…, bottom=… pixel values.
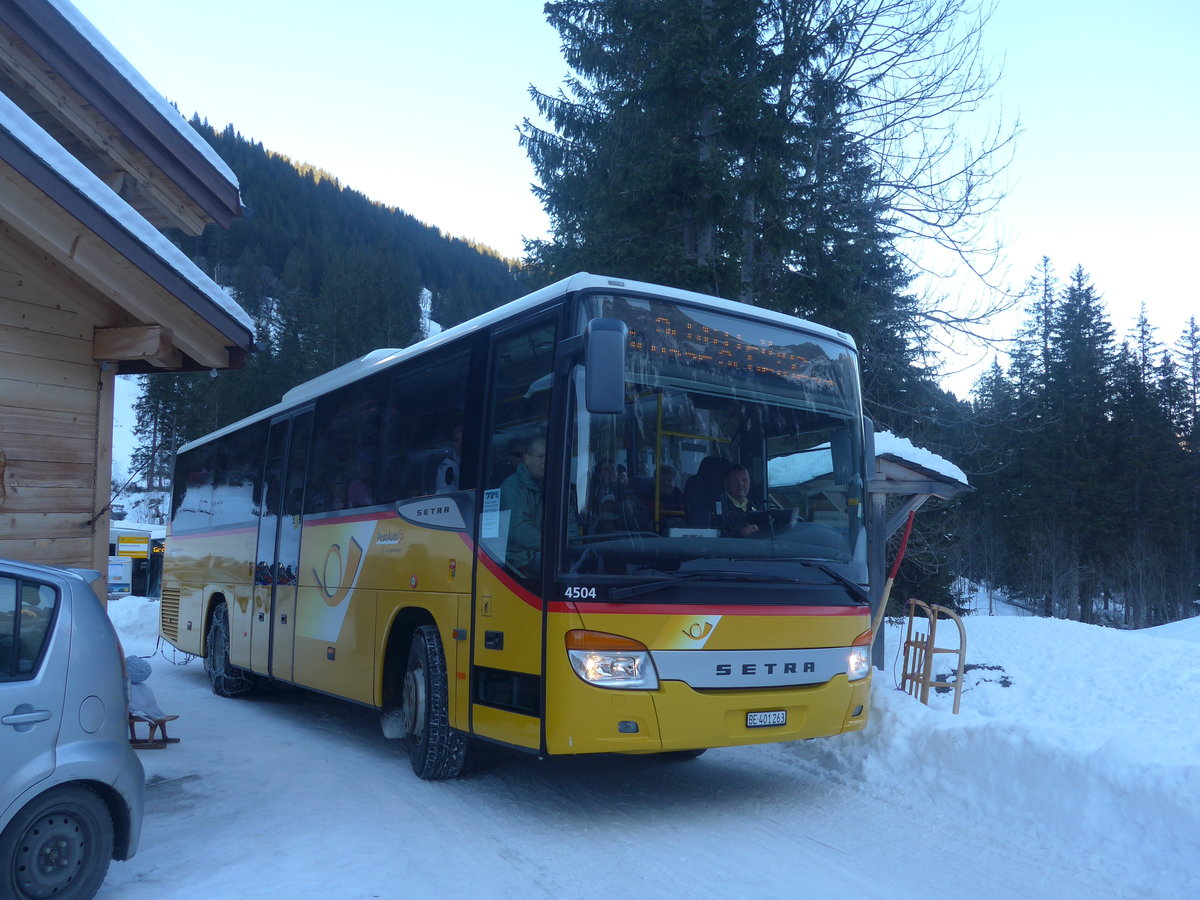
left=0, top=0, right=253, bottom=572
left=867, top=432, right=973, bottom=667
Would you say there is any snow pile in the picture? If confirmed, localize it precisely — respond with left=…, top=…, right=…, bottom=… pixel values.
left=817, top=617, right=1200, bottom=894
left=109, top=594, right=164, bottom=647
left=1147, top=614, right=1200, bottom=644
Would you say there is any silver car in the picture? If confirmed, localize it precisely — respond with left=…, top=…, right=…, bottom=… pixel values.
left=1, top=559, right=144, bottom=899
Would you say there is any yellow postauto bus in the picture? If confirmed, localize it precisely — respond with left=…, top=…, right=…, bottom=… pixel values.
left=161, top=273, right=875, bottom=779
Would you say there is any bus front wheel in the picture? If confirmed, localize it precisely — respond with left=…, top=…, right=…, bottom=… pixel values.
left=205, top=601, right=255, bottom=697
left=401, top=625, right=467, bottom=780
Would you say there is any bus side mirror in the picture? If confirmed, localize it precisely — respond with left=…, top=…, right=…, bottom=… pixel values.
left=584, top=318, right=628, bottom=414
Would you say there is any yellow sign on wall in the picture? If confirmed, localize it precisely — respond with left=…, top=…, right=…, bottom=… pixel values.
left=117, top=535, right=149, bottom=558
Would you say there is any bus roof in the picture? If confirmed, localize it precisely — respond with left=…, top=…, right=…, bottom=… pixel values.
left=178, top=273, right=857, bottom=454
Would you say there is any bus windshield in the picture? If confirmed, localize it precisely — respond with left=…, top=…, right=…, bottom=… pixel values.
left=565, top=293, right=867, bottom=582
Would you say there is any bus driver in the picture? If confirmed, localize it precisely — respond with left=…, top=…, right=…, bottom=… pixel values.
left=720, top=464, right=760, bottom=537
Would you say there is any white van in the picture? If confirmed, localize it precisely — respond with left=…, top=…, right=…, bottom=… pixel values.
left=0, top=559, right=144, bottom=899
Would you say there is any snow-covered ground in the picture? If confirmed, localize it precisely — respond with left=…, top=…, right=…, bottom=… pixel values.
left=99, top=597, right=1200, bottom=899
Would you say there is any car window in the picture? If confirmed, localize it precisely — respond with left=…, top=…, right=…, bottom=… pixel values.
left=0, top=575, right=59, bottom=681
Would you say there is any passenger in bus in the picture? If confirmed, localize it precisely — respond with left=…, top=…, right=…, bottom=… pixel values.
left=719, top=464, right=761, bottom=537
left=584, top=458, right=618, bottom=528
left=641, top=465, right=686, bottom=532
left=329, top=479, right=347, bottom=511
left=500, top=435, right=546, bottom=577
left=347, top=455, right=375, bottom=507
left=585, top=458, right=644, bottom=534
left=491, top=437, right=527, bottom=487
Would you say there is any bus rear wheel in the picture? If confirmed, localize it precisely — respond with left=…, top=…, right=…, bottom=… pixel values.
left=205, top=601, right=255, bottom=697
left=401, top=625, right=467, bottom=780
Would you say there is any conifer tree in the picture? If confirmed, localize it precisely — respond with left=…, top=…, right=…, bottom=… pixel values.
left=956, top=260, right=1197, bottom=626
left=522, top=0, right=1013, bottom=382
left=1176, top=318, right=1200, bottom=620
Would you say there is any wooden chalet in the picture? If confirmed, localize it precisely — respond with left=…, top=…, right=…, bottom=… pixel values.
left=0, top=0, right=253, bottom=572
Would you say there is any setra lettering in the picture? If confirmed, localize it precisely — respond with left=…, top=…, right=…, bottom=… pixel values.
left=416, top=505, right=451, bottom=517
left=712, top=658, right=819, bottom=678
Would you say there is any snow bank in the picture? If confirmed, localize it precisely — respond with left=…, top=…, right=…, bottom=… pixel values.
left=1144, top=614, right=1200, bottom=644
left=108, top=594, right=165, bottom=649
left=805, top=616, right=1200, bottom=894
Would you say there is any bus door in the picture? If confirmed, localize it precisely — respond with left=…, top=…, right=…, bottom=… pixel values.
left=252, top=410, right=312, bottom=681
left=472, top=318, right=558, bottom=750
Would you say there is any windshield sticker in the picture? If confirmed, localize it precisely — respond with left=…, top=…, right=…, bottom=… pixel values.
left=481, top=488, right=501, bottom=538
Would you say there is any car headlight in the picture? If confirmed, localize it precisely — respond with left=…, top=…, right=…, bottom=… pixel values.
left=566, top=630, right=659, bottom=690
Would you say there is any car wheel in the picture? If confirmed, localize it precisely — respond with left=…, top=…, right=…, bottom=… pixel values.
left=0, top=784, right=113, bottom=900
left=204, top=600, right=255, bottom=697
left=401, top=625, right=467, bottom=780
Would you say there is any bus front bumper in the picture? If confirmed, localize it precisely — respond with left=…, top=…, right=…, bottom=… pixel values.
left=544, top=673, right=870, bottom=755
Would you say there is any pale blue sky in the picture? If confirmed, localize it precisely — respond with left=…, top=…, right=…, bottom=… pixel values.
left=73, top=0, right=1198, bottom=373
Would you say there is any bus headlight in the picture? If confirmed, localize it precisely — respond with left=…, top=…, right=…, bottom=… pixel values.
left=847, top=646, right=870, bottom=680
left=566, top=630, right=659, bottom=690
left=847, top=630, right=872, bottom=681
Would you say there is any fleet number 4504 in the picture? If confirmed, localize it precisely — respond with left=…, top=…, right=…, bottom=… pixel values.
left=563, top=586, right=598, bottom=599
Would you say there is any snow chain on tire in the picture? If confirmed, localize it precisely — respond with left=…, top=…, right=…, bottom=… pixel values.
left=404, top=624, right=467, bottom=780
left=205, top=600, right=255, bottom=697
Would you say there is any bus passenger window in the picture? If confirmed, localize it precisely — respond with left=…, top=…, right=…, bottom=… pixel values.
left=377, top=353, right=470, bottom=502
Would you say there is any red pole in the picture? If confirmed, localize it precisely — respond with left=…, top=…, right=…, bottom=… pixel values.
left=871, top=509, right=917, bottom=647
left=889, top=510, right=916, bottom=580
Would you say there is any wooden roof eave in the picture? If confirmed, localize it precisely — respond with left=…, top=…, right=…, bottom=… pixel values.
left=869, top=452, right=973, bottom=539
left=0, top=129, right=252, bottom=371
left=1, top=0, right=241, bottom=233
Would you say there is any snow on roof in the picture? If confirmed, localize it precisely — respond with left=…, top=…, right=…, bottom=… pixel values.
left=0, top=91, right=253, bottom=335
left=767, top=432, right=969, bottom=489
left=49, top=0, right=239, bottom=189
left=875, top=430, right=969, bottom=486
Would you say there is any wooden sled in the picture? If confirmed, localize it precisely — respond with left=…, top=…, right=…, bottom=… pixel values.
left=128, top=713, right=180, bottom=749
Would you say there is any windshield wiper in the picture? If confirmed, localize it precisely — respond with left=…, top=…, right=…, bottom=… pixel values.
left=798, top=561, right=870, bottom=604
